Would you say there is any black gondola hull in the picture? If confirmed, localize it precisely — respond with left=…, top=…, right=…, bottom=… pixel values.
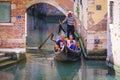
left=54, top=46, right=81, bottom=61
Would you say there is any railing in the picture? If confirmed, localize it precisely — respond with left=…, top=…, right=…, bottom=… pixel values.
left=74, top=17, right=87, bottom=58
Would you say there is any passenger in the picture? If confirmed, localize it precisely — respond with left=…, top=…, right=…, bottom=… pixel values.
left=75, top=42, right=81, bottom=50
left=54, top=44, right=60, bottom=52
left=55, top=34, right=67, bottom=51
left=67, top=35, right=76, bottom=50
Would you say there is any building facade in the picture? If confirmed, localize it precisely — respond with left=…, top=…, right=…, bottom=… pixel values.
left=0, top=0, right=26, bottom=53
left=107, top=0, right=120, bottom=66
left=75, top=0, right=107, bottom=55
left=0, top=0, right=73, bottom=53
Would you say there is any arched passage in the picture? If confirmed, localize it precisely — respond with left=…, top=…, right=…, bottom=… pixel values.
left=26, top=2, right=66, bottom=49
left=26, top=0, right=68, bottom=16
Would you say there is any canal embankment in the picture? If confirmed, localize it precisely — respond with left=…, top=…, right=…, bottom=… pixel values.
left=0, top=52, right=26, bottom=69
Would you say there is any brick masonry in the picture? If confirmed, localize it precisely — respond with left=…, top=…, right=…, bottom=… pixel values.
left=0, top=0, right=73, bottom=50
left=0, top=0, right=26, bottom=49
left=86, top=0, right=107, bottom=51
left=87, top=31, right=107, bottom=50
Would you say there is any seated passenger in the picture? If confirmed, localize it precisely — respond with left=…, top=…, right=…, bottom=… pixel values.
left=55, top=34, right=67, bottom=51
left=75, top=42, right=81, bottom=50
left=67, top=35, right=76, bottom=50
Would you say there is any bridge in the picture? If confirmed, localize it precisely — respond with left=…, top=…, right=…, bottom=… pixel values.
left=26, top=0, right=74, bottom=16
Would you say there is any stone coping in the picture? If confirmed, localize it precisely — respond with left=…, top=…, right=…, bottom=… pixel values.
left=0, top=48, right=26, bottom=53
left=0, top=23, right=14, bottom=26
left=0, top=53, right=26, bottom=69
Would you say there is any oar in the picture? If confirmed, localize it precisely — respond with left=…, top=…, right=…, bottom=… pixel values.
left=50, top=33, right=56, bottom=43
left=38, top=24, right=60, bottom=49
left=38, top=32, right=53, bottom=49
left=58, top=24, right=66, bottom=34
left=38, top=22, right=66, bottom=49
left=58, top=20, right=66, bottom=34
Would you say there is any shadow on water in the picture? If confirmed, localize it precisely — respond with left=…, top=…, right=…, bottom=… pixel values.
left=81, top=56, right=120, bottom=80
left=0, top=61, right=26, bottom=80
left=55, top=61, right=81, bottom=80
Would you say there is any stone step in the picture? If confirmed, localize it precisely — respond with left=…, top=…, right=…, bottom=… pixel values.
left=86, top=56, right=106, bottom=60
left=0, top=57, right=11, bottom=63
left=0, top=53, right=5, bottom=58
left=0, top=60, right=17, bottom=68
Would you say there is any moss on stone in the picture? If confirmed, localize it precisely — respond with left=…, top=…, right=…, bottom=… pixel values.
left=19, top=53, right=26, bottom=61
left=0, top=60, right=17, bottom=69
left=106, top=61, right=120, bottom=74
left=85, top=49, right=107, bottom=60
left=0, top=53, right=26, bottom=69
left=87, top=49, right=107, bottom=56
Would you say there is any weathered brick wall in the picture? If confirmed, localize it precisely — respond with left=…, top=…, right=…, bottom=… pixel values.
left=87, top=31, right=107, bottom=51
left=108, top=0, right=120, bottom=66
left=0, top=0, right=25, bottom=48
left=0, top=0, right=73, bottom=51
left=110, top=25, right=120, bottom=65
left=86, top=0, right=107, bottom=51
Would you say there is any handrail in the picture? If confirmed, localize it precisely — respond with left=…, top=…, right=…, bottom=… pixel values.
left=74, top=31, right=87, bottom=58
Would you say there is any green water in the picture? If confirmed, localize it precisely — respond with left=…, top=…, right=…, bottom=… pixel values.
left=0, top=49, right=120, bottom=80
left=0, top=16, right=119, bottom=80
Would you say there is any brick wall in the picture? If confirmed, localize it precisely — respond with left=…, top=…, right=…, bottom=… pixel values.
left=87, top=31, right=107, bottom=51
left=0, top=0, right=25, bottom=49
left=86, top=0, right=107, bottom=52
left=0, top=0, right=73, bottom=52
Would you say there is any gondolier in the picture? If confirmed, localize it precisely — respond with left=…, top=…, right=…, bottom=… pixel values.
left=60, top=11, right=77, bottom=38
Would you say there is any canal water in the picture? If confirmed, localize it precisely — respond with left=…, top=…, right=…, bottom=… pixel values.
left=0, top=16, right=120, bottom=80
left=0, top=49, right=119, bottom=80
left=26, top=15, right=67, bottom=50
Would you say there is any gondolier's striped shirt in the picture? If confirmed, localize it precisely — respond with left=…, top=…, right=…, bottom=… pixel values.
left=66, top=16, right=75, bottom=26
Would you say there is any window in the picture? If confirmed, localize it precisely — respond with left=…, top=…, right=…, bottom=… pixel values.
left=110, top=1, right=114, bottom=24
left=96, top=5, right=102, bottom=10
left=0, top=2, right=11, bottom=22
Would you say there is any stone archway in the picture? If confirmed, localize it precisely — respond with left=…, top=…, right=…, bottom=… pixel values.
left=25, top=0, right=69, bottom=49
left=26, top=0, right=68, bottom=16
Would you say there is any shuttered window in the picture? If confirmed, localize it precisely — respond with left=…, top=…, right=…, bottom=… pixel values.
left=0, top=2, right=11, bottom=22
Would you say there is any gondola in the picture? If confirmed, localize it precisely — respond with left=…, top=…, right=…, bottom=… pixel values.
left=50, top=24, right=81, bottom=61
left=54, top=45, right=81, bottom=61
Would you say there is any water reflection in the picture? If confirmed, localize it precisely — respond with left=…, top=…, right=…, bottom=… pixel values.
left=55, top=61, right=81, bottom=80
left=0, top=61, right=26, bottom=80
left=82, top=60, right=108, bottom=80
left=0, top=50, right=120, bottom=80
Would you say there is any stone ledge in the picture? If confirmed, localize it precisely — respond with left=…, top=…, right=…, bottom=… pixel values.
left=0, top=53, right=26, bottom=69
left=0, top=60, right=17, bottom=68
left=86, top=56, right=106, bottom=60
left=87, top=49, right=107, bottom=56
left=0, top=23, right=14, bottom=26
left=0, top=48, right=26, bottom=53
